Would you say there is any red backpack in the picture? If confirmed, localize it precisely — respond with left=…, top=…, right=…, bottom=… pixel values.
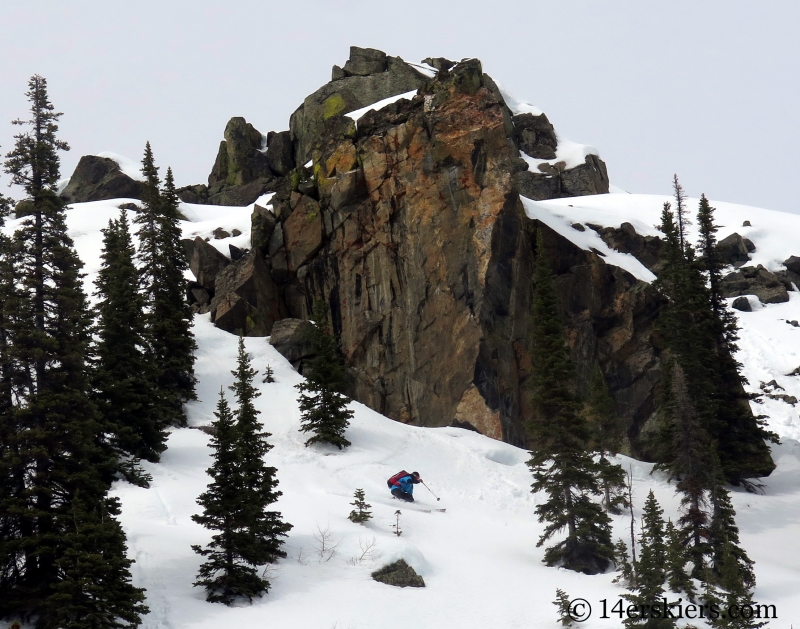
left=387, top=470, right=409, bottom=488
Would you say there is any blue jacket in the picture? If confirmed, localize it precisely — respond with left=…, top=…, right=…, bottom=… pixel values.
left=391, top=475, right=417, bottom=495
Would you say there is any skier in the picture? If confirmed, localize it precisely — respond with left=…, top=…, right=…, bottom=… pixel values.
left=387, top=470, right=422, bottom=503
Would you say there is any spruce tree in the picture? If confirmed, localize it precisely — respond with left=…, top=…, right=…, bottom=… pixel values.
left=348, top=489, right=373, bottom=524
left=703, top=544, right=766, bottom=629
left=622, top=491, right=673, bottom=629
left=193, top=340, right=291, bottom=604
left=709, top=482, right=755, bottom=590
left=296, top=300, right=353, bottom=449
left=656, top=363, right=713, bottom=578
left=672, top=174, right=691, bottom=253
left=0, top=75, right=147, bottom=627
left=665, top=519, right=695, bottom=600
left=696, top=194, right=777, bottom=485
left=612, top=539, right=635, bottom=587
left=135, top=149, right=196, bottom=428
left=527, top=230, right=614, bottom=574
left=585, top=366, right=628, bottom=513
left=93, top=210, right=164, bottom=479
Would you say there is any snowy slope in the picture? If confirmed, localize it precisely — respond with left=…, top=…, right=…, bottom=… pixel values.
left=5, top=192, right=800, bottom=628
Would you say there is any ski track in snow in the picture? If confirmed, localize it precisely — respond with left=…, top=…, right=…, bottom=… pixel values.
left=4, top=194, right=800, bottom=628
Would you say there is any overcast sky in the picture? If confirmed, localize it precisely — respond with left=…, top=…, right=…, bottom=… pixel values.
left=2, top=1, right=799, bottom=214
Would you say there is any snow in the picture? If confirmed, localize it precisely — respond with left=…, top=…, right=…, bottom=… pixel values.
left=344, top=90, right=419, bottom=127
left=96, top=151, right=146, bottom=181
left=496, top=84, right=599, bottom=172
left=521, top=196, right=656, bottom=283
left=4, top=193, right=800, bottom=627
left=408, top=62, right=438, bottom=78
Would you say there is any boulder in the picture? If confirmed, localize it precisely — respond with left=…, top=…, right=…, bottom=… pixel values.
left=289, top=49, right=429, bottom=167
left=61, top=155, right=144, bottom=203
left=720, top=265, right=789, bottom=304
left=422, top=56, right=456, bottom=72
left=229, top=244, right=245, bottom=261
left=208, top=249, right=284, bottom=336
left=371, top=560, right=425, bottom=588
left=731, top=296, right=752, bottom=312
left=268, top=318, right=315, bottom=370
left=514, top=154, right=610, bottom=201
left=782, top=256, right=800, bottom=289
left=343, top=46, right=388, bottom=76
left=14, top=199, right=35, bottom=217
left=209, top=117, right=271, bottom=187
left=512, top=112, right=557, bottom=159
left=265, top=130, right=295, bottom=176
left=251, top=203, right=277, bottom=254
left=595, top=222, right=665, bottom=272
left=176, top=184, right=209, bottom=204
left=213, top=227, right=231, bottom=240
left=189, top=237, right=230, bottom=292
left=716, top=233, right=752, bottom=266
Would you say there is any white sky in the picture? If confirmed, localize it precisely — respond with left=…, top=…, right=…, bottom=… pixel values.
left=1, top=0, right=799, bottom=214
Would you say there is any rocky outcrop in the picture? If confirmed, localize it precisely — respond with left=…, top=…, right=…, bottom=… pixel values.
left=593, top=222, right=665, bottom=272
left=223, top=55, right=659, bottom=449
left=290, top=46, right=430, bottom=167
left=61, top=155, right=144, bottom=203
left=188, top=237, right=230, bottom=292
left=716, top=232, right=754, bottom=266
left=268, top=318, right=315, bottom=372
left=514, top=154, right=610, bottom=201
left=720, top=265, right=789, bottom=304
left=207, top=249, right=285, bottom=336
left=371, top=560, right=425, bottom=587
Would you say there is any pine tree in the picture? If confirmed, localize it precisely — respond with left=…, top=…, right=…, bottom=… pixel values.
left=553, top=588, right=574, bottom=627
left=93, top=210, right=164, bottom=480
left=585, top=366, right=628, bottom=513
left=696, top=194, right=777, bottom=485
left=0, top=75, right=147, bottom=627
left=709, top=482, right=755, bottom=590
left=622, top=491, right=674, bottom=629
left=672, top=174, right=691, bottom=253
left=703, top=543, right=766, bottom=629
left=348, top=489, right=373, bottom=524
left=262, top=364, right=275, bottom=383
left=665, top=519, right=695, bottom=600
left=296, top=300, right=353, bottom=449
left=656, top=363, right=713, bottom=578
left=40, top=494, right=149, bottom=629
left=612, top=539, right=635, bottom=587
left=527, top=229, right=614, bottom=575
left=192, top=340, right=291, bottom=604
left=135, top=149, right=196, bottom=428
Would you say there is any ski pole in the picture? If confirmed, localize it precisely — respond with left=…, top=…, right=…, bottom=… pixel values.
left=421, top=480, right=440, bottom=501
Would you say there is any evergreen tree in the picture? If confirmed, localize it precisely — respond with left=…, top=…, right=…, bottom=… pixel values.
left=612, top=538, right=635, bottom=587
left=527, top=230, right=614, bottom=574
left=553, top=588, right=574, bottom=627
left=696, top=194, right=777, bottom=485
left=134, top=150, right=196, bottom=428
left=262, top=364, right=275, bottom=383
left=348, top=489, right=373, bottom=524
left=709, top=482, right=755, bottom=590
left=703, top=544, right=766, bottom=629
left=665, top=519, right=695, bottom=600
left=93, top=210, right=164, bottom=480
left=585, top=366, right=628, bottom=513
left=622, top=491, right=673, bottom=629
left=296, top=300, right=353, bottom=449
left=193, top=340, right=291, bottom=604
left=656, top=363, right=713, bottom=578
left=0, top=74, right=147, bottom=627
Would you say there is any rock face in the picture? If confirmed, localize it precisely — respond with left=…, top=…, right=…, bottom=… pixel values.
left=268, top=318, right=316, bottom=372
left=371, top=560, right=425, bottom=587
left=207, top=249, right=285, bottom=336
left=194, top=49, right=760, bottom=465
left=61, top=155, right=144, bottom=203
left=720, top=265, right=789, bottom=304
left=213, top=54, right=659, bottom=449
left=594, top=222, right=665, bottom=272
